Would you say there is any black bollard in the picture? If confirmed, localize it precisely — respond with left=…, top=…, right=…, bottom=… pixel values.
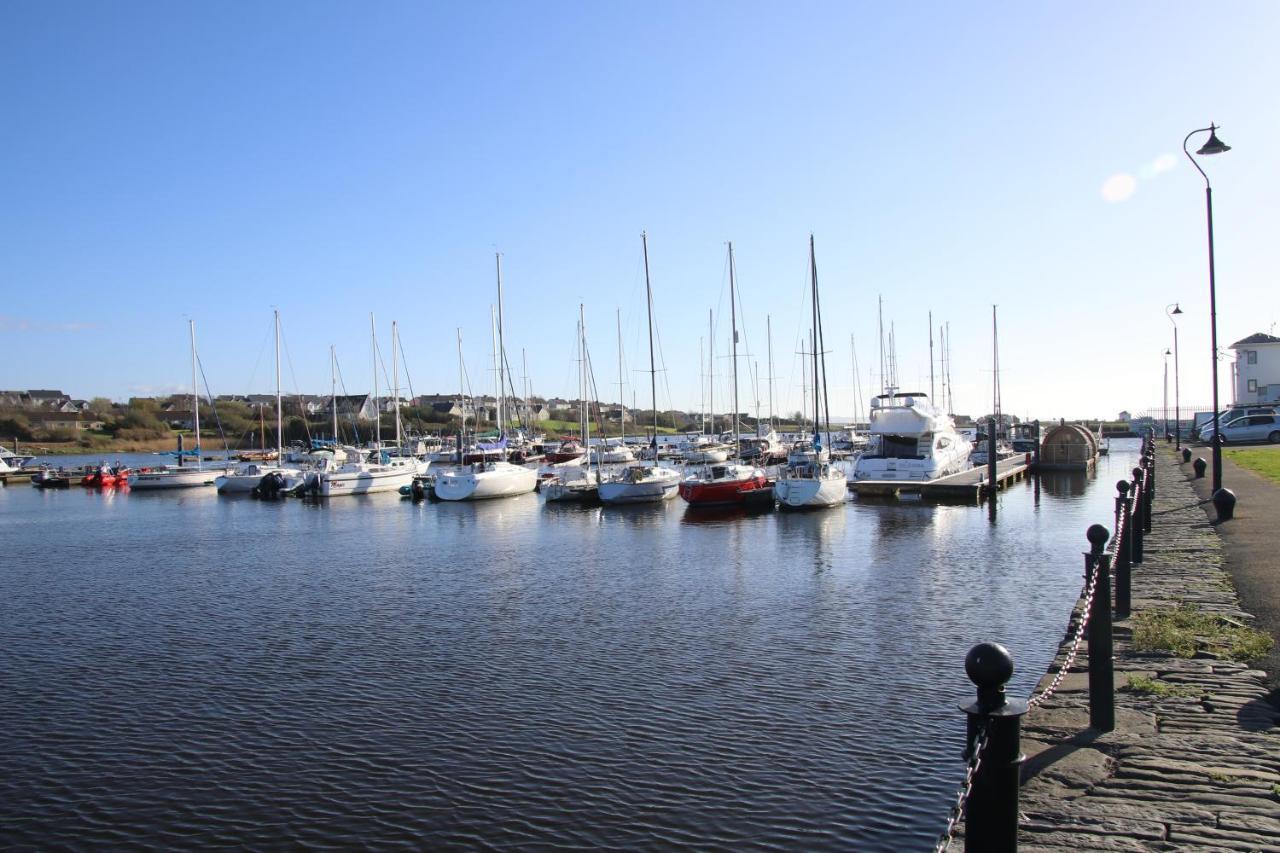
left=1113, top=484, right=1131, bottom=619
left=1182, top=447, right=1192, bottom=464
left=1212, top=488, right=1237, bottom=522
left=1143, top=455, right=1155, bottom=533
left=1130, top=469, right=1145, bottom=563
left=1085, top=524, right=1115, bottom=731
left=962, top=642, right=1027, bottom=853
left=1114, top=480, right=1132, bottom=580
left=1192, top=457, right=1206, bottom=478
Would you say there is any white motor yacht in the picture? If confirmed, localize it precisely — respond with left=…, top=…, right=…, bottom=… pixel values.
left=851, top=391, right=971, bottom=481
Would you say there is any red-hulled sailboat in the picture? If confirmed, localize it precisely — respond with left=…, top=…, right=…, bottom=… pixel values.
left=678, top=242, right=772, bottom=508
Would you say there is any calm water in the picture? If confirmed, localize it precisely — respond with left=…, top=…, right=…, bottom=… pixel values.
left=1, top=443, right=1137, bottom=850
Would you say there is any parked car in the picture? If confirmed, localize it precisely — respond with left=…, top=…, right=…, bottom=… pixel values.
left=1195, top=406, right=1276, bottom=440
left=1200, top=413, right=1280, bottom=445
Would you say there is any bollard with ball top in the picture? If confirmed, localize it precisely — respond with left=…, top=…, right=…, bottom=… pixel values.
left=1086, top=524, right=1115, bottom=730
left=1130, top=468, right=1146, bottom=563
left=1212, top=488, right=1236, bottom=521
left=962, top=642, right=1027, bottom=853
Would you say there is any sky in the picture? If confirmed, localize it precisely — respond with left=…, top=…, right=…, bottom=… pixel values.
left=2, top=1, right=1277, bottom=422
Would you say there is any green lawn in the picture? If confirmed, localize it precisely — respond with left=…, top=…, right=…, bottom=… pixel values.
left=1224, top=447, right=1280, bottom=486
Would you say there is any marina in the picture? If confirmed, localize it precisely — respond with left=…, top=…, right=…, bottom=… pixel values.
left=1, top=442, right=1139, bottom=849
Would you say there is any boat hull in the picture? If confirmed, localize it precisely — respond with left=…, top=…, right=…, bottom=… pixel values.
left=678, top=474, right=770, bottom=506
left=215, top=465, right=301, bottom=493
left=129, top=467, right=224, bottom=489
left=435, top=463, right=538, bottom=501
left=774, top=474, right=847, bottom=509
left=598, top=467, right=681, bottom=504
left=319, top=466, right=415, bottom=497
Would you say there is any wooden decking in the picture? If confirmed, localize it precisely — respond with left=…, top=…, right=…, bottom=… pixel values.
left=850, top=454, right=1031, bottom=502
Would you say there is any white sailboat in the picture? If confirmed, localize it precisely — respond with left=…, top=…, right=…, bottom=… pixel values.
left=216, top=310, right=303, bottom=493
left=544, top=307, right=601, bottom=503
left=314, top=314, right=416, bottom=497
left=436, top=254, right=538, bottom=502
left=599, top=232, right=681, bottom=504
left=130, top=321, right=232, bottom=490
left=774, top=236, right=847, bottom=509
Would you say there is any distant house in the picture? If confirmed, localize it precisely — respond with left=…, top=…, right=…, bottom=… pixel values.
left=26, top=390, right=70, bottom=409
left=329, top=394, right=377, bottom=422
left=162, top=410, right=195, bottom=429
left=1230, top=333, right=1280, bottom=405
left=1117, top=410, right=1132, bottom=422
left=245, top=394, right=276, bottom=409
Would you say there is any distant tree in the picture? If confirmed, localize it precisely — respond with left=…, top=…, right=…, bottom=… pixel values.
left=0, top=413, right=34, bottom=441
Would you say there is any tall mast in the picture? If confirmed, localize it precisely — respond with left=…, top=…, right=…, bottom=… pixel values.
left=495, top=252, right=506, bottom=434
left=767, top=314, right=775, bottom=431
left=698, top=337, right=705, bottom=432
left=330, top=345, right=338, bottom=441
left=456, top=328, right=466, bottom=434
left=809, top=236, right=820, bottom=444
left=489, top=305, right=498, bottom=430
left=707, top=308, right=714, bottom=436
left=850, top=333, right=863, bottom=427
left=190, top=319, right=200, bottom=458
left=274, top=309, right=282, bottom=459
left=728, top=241, right=740, bottom=460
left=812, top=236, right=831, bottom=440
left=393, top=320, right=401, bottom=448
left=747, top=361, right=757, bottom=438
left=371, top=312, right=380, bottom=447
left=521, top=348, right=529, bottom=428
left=992, top=304, right=1001, bottom=428
left=642, top=231, right=658, bottom=453
left=578, top=304, right=587, bottom=441
left=945, top=321, right=954, bottom=415
left=616, top=308, right=626, bottom=445
left=928, top=310, right=935, bottom=401
left=878, top=296, right=886, bottom=395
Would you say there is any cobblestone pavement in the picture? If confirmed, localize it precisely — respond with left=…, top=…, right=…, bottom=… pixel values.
left=1013, top=448, right=1280, bottom=851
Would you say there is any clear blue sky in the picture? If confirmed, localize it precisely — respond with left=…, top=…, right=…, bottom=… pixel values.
left=3, top=1, right=1277, bottom=421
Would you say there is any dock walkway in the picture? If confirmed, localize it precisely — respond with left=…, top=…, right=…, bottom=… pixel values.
left=1013, top=448, right=1280, bottom=850
left=851, top=454, right=1030, bottom=501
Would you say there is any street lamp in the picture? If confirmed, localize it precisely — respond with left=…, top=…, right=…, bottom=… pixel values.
left=1166, top=303, right=1183, bottom=449
left=1163, top=348, right=1171, bottom=441
left=1183, top=123, right=1231, bottom=493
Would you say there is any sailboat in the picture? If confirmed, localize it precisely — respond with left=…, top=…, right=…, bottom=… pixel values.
left=678, top=242, right=769, bottom=506
left=545, top=306, right=602, bottom=503
left=130, top=321, right=232, bottom=490
left=774, top=236, right=847, bottom=509
left=216, top=310, right=303, bottom=493
left=313, top=314, right=417, bottom=497
left=590, top=309, right=637, bottom=465
left=599, top=233, right=682, bottom=504
left=436, top=254, right=539, bottom=501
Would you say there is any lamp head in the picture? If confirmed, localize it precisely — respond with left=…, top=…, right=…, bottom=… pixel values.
left=1171, top=304, right=1183, bottom=315
left=1196, top=124, right=1231, bottom=156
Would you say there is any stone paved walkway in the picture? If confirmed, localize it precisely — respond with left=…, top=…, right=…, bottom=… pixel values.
left=1014, top=448, right=1280, bottom=850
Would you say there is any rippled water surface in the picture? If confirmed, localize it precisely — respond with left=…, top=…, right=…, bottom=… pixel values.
left=1, top=443, right=1137, bottom=849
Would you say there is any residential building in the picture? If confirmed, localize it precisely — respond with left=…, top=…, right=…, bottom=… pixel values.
left=1230, top=333, right=1280, bottom=405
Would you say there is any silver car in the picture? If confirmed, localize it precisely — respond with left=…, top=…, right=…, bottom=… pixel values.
left=1204, top=413, right=1280, bottom=445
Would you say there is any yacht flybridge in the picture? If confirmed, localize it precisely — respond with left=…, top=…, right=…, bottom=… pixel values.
left=851, top=391, right=971, bottom=482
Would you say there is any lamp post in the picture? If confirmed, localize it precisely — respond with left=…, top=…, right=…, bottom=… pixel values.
left=1183, top=123, right=1231, bottom=494
left=1166, top=303, right=1183, bottom=449
left=1163, top=348, right=1171, bottom=441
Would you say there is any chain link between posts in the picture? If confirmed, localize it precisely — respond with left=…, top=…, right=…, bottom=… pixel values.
left=933, top=439, right=1149, bottom=847
left=933, top=721, right=991, bottom=853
